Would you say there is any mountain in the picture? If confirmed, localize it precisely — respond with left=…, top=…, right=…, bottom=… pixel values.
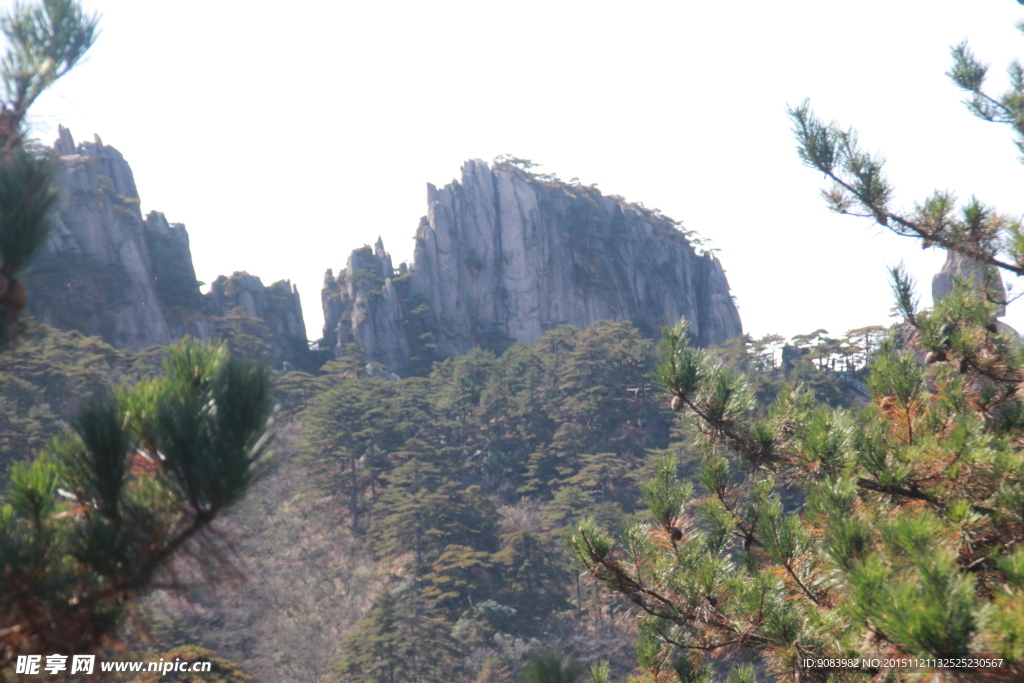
left=22, top=134, right=743, bottom=376
left=21, top=126, right=310, bottom=369
left=321, top=159, right=743, bottom=375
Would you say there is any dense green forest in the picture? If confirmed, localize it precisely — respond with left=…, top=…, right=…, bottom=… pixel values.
left=0, top=314, right=870, bottom=681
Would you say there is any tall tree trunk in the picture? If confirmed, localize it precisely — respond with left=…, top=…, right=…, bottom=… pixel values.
left=575, top=574, right=582, bottom=617
left=350, top=455, right=359, bottom=531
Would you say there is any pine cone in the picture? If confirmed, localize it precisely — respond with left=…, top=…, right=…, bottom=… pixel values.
left=670, top=395, right=685, bottom=412
left=668, top=526, right=683, bottom=542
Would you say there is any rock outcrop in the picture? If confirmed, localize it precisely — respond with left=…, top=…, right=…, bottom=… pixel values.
left=931, top=250, right=1022, bottom=343
left=322, top=160, right=743, bottom=374
left=22, top=126, right=309, bottom=368
left=932, top=250, right=1007, bottom=316
left=206, top=272, right=309, bottom=366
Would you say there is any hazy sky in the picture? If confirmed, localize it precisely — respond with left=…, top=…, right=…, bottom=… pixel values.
left=22, top=1, right=1024, bottom=344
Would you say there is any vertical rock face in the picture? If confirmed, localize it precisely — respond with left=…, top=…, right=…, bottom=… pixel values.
left=323, top=160, right=743, bottom=374
left=22, top=127, right=309, bottom=368
left=26, top=127, right=179, bottom=348
left=142, top=210, right=212, bottom=341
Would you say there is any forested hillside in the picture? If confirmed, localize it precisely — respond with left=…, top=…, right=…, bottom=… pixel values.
left=0, top=316, right=867, bottom=681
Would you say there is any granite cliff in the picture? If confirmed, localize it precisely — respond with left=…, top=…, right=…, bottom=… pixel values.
left=23, top=140, right=742, bottom=375
left=21, top=127, right=309, bottom=369
left=322, top=160, right=743, bottom=374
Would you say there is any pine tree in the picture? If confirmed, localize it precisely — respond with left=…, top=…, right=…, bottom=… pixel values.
left=303, top=375, right=431, bottom=529
left=474, top=656, right=517, bottom=683
left=368, top=442, right=497, bottom=571
left=211, top=308, right=275, bottom=363
left=569, top=15, right=1024, bottom=682
left=788, top=16, right=1024, bottom=283
left=491, top=528, right=571, bottom=627
left=0, top=338, right=275, bottom=668
left=0, top=0, right=99, bottom=349
left=421, top=543, right=494, bottom=611
left=571, top=314, right=1024, bottom=680
left=334, top=589, right=463, bottom=683
left=518, top=651, right=584, bottom=683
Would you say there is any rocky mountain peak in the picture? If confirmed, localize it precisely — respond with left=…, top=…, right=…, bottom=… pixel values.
left=22, top=127, right=311, bottom=369
left=322, top=160, right=743, bottom=374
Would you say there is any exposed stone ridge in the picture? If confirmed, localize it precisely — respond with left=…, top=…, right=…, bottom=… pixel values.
left=22, top=126, right=309, bottom=368
left=322, top=160, right=743, bottom=374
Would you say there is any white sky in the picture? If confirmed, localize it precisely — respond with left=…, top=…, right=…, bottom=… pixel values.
left=19, top=0, right=1024, bottom=344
